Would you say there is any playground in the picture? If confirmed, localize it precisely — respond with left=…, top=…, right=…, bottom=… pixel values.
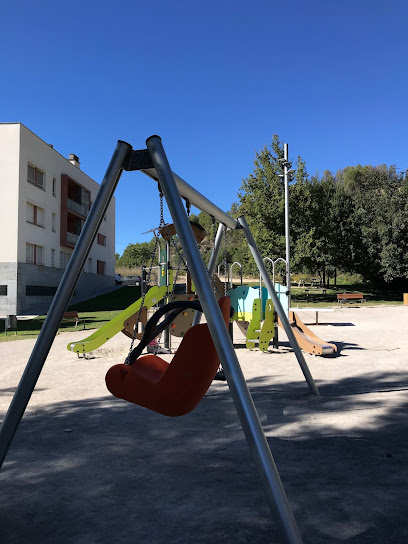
left=0, top=304, right=407, bottom=543
left=1, top=136, right=407, bottom=544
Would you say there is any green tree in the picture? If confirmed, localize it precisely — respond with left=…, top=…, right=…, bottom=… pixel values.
left=117, top=238, right=158, bottom=268
left=290, top=159, right=328, bottom=277
left=237, top=135, right=287, bottom=275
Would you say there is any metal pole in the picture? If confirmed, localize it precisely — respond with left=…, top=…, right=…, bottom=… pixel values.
left=230, top=262, right=242, bottom=288
left=284, top=144, right=291, bottom=312
left=192, top=222, right=225, bottom=327
left=238, top=216, right=319, bottom=396
left=208, top=223, right=226, bottom=277
left=0, top=141, right=132, bottom=469
left=146, top=135, right=303, bottom=544
left=268, top=258, right=280, bottom=349
left=164, top=240, right=171, bottom=350
left=141, top=168, right=238, bottom=230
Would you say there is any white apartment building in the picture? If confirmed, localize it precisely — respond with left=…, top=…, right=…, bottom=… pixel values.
left=0, top=123, right=116, bottom=315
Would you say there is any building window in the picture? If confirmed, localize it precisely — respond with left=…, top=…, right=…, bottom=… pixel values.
left=27, top=164, right=45, bottom=189
left=0, top=285, right=7, bottom=296
left=60, top=251, right=72, bottom=269
left=97, top=233, right=106, bottom=246
left=87, top=258, right=92, bottom=273
left=52, top=177, right=56, bottom=197
left=51, top=248, right=55, bottom=267
left=27, top=203, right=45, bottom=227
left=26, top=243, right=44, bottom=265
left=26, top=285, right=58, bottom=297
left=52, top=213, right=56, bottom=232
left=97, top=260, right=106, bottom=275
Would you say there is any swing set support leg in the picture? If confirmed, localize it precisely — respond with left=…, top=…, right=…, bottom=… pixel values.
left=192, top=221, right=225, bottom=327
left=238, top=216, right=319, bottom=397
left=0, top=140, right=132, bottom=469
left=146, top=135, right=303, bottom=544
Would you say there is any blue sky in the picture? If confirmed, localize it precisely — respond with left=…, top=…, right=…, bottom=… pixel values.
left=1, top=0, right=407, bottom=255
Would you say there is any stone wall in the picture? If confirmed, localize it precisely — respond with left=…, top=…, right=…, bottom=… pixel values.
left=0, top=262, right=115, bottom=315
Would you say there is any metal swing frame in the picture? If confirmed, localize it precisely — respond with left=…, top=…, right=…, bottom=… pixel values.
left=0, top=135, right=320, bottom=544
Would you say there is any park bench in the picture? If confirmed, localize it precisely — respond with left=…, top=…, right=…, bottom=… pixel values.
left=337, top=293, right=366, bottom=307
left=62, top=311, right=84, bottom=328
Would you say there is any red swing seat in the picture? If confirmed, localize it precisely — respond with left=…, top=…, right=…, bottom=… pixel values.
left=105, top=296, right=231, bottom=417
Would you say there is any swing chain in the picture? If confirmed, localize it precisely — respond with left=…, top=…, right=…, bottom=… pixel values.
left=159, top=185, right=164, bottom=224
left=223, top=225, right=228, bottom=296
left=210, top=216, right=219, bottom=296
left=125, top=192, right=163, bottom=364
left=158, top=184, right=187, bottom=276
left=150, top=189, right=189, bottom=354
left=126, top=190, right=193, bottom=361
left=215, top=221, right=227, bottom=381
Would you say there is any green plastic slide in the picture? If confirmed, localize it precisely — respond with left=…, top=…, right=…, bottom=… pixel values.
left=67, top=285, right=168, bottom=355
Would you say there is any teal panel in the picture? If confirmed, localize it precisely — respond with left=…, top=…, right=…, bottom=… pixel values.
left=229, top=286, right=261, bottom=320
left=230, top=283, right=288, bottom=319
left=273, top=282, right=289, bottom=317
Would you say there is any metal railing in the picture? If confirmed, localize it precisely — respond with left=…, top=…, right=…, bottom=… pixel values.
left=67, top=198, right=89, bottom=217
left=229, top=261, right=243, bottom=288
left=66, top=232, right=79, bottom=244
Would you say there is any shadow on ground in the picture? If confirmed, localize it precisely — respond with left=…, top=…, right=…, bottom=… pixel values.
left=1, top=370, right=408, bottom=543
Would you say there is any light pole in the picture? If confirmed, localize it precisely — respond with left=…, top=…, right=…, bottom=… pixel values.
left=279, top=143, right=295, bottom=313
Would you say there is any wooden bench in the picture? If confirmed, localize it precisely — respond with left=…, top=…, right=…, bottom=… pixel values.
left=337, top=293, right=366, bottom=306
left=62, top=311, right=83, bottom=328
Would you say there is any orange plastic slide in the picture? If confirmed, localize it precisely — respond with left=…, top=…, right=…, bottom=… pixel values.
left=279, top=311, right=337, bottom=356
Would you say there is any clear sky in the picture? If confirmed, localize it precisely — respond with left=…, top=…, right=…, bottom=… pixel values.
left=1, top=0, right=407, bottom=255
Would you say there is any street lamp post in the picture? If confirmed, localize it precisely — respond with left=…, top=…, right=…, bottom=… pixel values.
left=279, top=143, right=295, bottom=314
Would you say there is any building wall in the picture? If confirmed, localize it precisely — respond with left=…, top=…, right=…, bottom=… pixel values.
left=0, top=263, right=18, bottom=315
left=0, top=123, right=116, bottom=315
left=16, top=263, right=115, bottom=315
left=0, top=125, right=20, bottom=262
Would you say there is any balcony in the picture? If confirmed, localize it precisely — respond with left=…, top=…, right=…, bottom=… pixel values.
left=67, top=198, right=89, bottom=218
left=66, top=231, right=79, bottom=245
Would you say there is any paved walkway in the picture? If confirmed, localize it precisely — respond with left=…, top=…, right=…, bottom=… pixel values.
left=0, top=305, right=407, bottom=543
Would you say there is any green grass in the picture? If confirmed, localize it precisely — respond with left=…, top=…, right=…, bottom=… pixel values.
left=292, top=283, right=404, bottom=307
left=1, top=281, right=404, bottom=342
left=240, top=279, right=404, bottom=307
left=69, top=285, right=142, bottom=312
left=0, top=286, right=143, bottom=343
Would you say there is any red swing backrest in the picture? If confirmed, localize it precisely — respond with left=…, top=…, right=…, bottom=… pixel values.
left=105, top=296, right=231, bottom=417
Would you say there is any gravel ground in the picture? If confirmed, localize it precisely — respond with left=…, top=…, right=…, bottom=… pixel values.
left=1, top=305, right=408, bottom=543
